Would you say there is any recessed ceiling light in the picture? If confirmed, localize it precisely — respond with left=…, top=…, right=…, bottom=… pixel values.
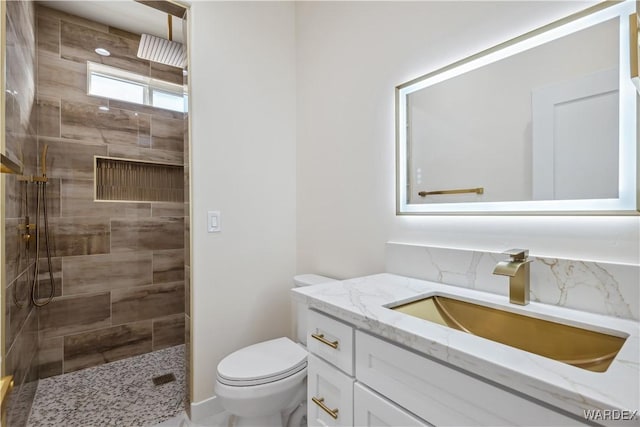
left=99, top=106, right=110, bottom=111
left=95, top=48, right=111, bottom=56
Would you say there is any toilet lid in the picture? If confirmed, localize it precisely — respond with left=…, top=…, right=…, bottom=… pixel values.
left=217, top=337, right=307, bottom=386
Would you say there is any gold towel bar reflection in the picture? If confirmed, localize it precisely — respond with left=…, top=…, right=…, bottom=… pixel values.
left=418, top=187, right=484, bottom=197
left=311, top=333, right=339, bottom=349
left=1, top=376, right=14, bottom=410
left=630, top=13, right=640, bottom=93
left=312, top=397, right=339, bottom=419
left=0, top=153, right=23, bottom=175
left=17, top=175, right=48, bottom=183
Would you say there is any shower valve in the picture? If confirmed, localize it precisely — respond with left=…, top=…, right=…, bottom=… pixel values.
left=18, top=222, right=36, bottom=242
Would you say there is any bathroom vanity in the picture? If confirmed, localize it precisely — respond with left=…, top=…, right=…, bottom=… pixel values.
left=292, top=274, right=640, bottom=426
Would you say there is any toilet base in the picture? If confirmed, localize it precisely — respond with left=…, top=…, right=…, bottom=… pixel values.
left=230, top=413, right=283, bottom=427
left=215, top=368, right=307, bottom=427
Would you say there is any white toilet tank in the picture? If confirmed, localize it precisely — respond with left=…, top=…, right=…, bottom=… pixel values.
left=293, top=274, right=337, bottom=345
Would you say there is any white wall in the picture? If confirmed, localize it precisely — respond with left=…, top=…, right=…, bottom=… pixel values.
left=190, top=1, right=296, bottom=404
left=296, top=0, right=640, bottom=282
left=188, top=0, right=639, bottom=409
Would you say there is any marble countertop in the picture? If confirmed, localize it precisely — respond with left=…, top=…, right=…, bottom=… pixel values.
left=292, top=273, right=640, bottom=418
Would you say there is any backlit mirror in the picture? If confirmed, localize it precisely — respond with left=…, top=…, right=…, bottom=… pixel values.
left=396, top=2, right=638, bottom=214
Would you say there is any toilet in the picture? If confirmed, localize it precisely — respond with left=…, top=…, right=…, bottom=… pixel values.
left=215, top=274, right=336, bottom=427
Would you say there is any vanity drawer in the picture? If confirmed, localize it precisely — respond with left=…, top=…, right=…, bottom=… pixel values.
left=307, top=309, right=354, bottom=375
left=307, top=353, right=354, bottom=427
left=355, top=331, right=581, bottom=426
left=354, top=383, right=431, bottom=427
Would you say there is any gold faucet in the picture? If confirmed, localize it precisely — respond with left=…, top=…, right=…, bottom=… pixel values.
left=492, top=249, right=532, bottom=305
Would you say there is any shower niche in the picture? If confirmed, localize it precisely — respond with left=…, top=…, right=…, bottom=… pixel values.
left=94, top=156, right=184, bottom=203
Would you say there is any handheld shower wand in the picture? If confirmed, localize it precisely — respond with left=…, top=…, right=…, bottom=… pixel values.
left=12, top=145, right=56, bottom=308
left=31, top=144, right=55, bottom=307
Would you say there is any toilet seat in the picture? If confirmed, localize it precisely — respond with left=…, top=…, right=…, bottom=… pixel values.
left=217, top=337, right=307, bottom=386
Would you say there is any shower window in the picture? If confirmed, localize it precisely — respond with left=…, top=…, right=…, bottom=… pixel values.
left=90, top=74, right=145, bottom=104
left=152, top=88, right=186, bottom=112
left=87, top=62, right=186, bottom=113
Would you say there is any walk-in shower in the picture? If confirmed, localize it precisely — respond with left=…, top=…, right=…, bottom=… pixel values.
left=2, top=0, right=191, bottom=424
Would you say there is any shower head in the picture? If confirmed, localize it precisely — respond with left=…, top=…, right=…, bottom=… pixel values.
left=137, top=34, right=186, bottom=68
left=137, top=13, right=185, bottom=69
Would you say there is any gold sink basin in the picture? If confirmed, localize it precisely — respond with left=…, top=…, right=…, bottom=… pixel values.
left=391, top=296, right=627, bottom=372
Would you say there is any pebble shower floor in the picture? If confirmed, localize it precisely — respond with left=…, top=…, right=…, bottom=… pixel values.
left=26, top=345, right=185, bottom=427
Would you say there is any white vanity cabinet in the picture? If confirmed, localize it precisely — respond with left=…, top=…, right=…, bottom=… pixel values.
left=307, top=354, right=354, bottom=426
left=355, top=330, right=583, bottom=426
left=307, top=310, right=426, bottom=427
left=353, top=383, right=430, bottom=427
left=306, top=310, right=354, bottom=426
left=306, top=308, right=587, bottom=427
left=307, top=309, right=354, bottom=375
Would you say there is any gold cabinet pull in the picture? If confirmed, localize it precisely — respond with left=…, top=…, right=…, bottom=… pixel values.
left=312, top=396, right=339, bottom=420
left=311, top=333, right=339, bottom=349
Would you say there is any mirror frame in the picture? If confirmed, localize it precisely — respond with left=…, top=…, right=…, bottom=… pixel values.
left=396, top=1, right=639, bottom=215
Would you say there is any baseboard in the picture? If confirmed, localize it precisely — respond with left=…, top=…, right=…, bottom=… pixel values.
left=190, top=395, right=225, bottom=423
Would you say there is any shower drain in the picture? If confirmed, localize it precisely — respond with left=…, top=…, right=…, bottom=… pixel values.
left=152, top=373, right=176, bottom=386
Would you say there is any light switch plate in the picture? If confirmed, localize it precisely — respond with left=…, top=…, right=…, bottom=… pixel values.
left=207, top=211, right=220, bottom=232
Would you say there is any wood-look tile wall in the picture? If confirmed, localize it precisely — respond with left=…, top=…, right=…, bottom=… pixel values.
left=35, top=5, right=186, bottom=378
left=4, top=1, right=40, bottom=425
